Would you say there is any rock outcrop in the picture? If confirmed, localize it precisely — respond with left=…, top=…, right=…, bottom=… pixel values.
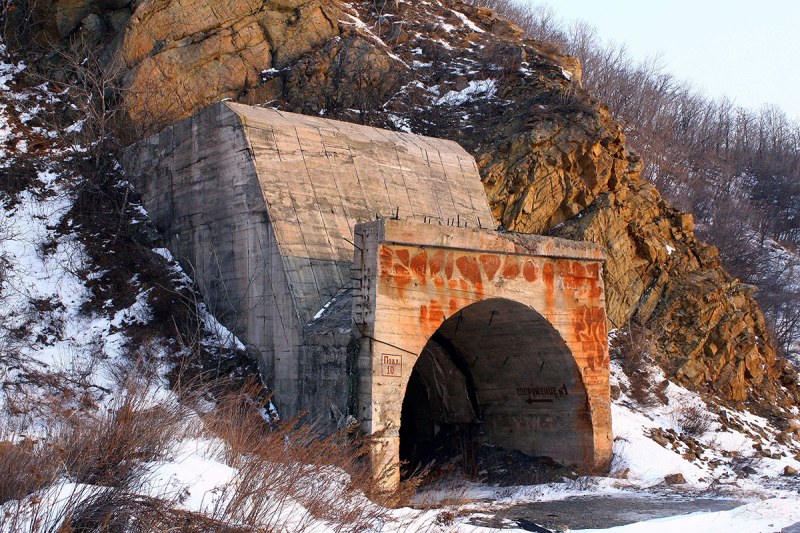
left=15, top=0, right=798, bottom=411
left=118, top=0, right=353, bottom=127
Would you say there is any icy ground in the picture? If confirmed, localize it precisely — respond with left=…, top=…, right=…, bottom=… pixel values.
left=2, top=29, right=800, bottom=533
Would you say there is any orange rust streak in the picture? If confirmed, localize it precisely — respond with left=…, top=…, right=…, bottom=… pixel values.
left=456, top=255, right=482, bottom=286
left=445, top=254, right=454, bottom=279
left=479, top=254, right=502, bottom=281
left=522, top=260, right=538, bottom=282
left=502, top=257, right=520, bottom=279
left=379, top=245, right=393, bottom=274
left=429, top=250, right=444, bottom=276
left=395, top=249, right=410, bottom=267
left=392, top=263, right=411, bottom=288
left=410, top=251, right=427, bottom=278
left=419, top=300, right=446, bottom=337
left=572, top=305, right=608, bottom=370
left=542, top=262, right=555, bottom=286
left=563, top=261, right=590, bottom=290
left=543, top=262, right=556, bottom=313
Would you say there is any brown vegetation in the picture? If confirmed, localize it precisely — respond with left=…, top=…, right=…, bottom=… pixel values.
left=610, top=323, right=668, bottom=408
left=671, top=404, right=713, bottom=438
left=1, top=376, right=420, bottom=531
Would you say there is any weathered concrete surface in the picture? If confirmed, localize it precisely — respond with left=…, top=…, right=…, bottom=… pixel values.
left=125, top=102, right=611, bottom=488
left=231, top=102, right=494, bottom=321
left=124, top=101, right=493, bottom=417
left=353, top=219, right=611, bottom=487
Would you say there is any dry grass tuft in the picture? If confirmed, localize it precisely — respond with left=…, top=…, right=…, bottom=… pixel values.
left=199, top=381, right=401, bottom=531
left=610, top=323, right=668, bottom=407
left=671, top=404, right=713, bottom=438
left=1, top=375, right=426, bottom=532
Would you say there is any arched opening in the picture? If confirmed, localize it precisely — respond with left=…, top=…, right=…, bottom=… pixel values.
left=399, top=298, right=593, bottom=478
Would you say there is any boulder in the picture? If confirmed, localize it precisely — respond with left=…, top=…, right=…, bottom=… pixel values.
left=664, top=473, right=685, bottom=484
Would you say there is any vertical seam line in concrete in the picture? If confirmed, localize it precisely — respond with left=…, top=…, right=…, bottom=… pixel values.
left=456, top=154, right=483, bottom=227
left=292, top=125, right=334, bottom=304
left=420, top=146, right=445, bottom=223
left=344, top=139, right=389, bottom=221
left=397, top=132, right=440, bottom=223
left=434, top=147, right=460, bottom=220
left=333, top=130, right=371, bottom=222
left=261, top=124, right=318, bottom=325
left=316, top=129, right=353, bottom=292
left=392, top=144, right=417, bottom=222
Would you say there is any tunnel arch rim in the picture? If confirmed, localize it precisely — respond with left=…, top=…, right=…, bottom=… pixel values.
left=397, top=296, right=597, bottom=468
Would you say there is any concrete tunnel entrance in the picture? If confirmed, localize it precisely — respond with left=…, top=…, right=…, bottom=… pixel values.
left=355, top=219, right=612, bottom=488
left=399, top=298, right=594, bottom=476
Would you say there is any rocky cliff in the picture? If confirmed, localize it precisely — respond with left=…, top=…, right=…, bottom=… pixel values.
left=12, top=0, right=798, bottom=412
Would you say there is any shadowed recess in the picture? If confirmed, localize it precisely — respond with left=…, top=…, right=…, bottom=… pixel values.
left=400, top=298, right=593, bottom=474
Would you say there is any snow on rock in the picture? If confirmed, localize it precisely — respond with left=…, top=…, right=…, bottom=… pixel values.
left=388, top=113, right=413, bottom=132
left=435, top=79, right=497, bottom=106
left=450, top=9, right=485, bottom=33
left=611, top=402, right=708, bottom=485
left=0, top=173, right=122, bottom=409
left=609, top=357, right=800, bottom=492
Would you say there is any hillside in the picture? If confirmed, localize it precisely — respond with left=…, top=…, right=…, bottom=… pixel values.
left=17, top=0, right=792, bottom=411
left=2, top=0, right=800, bottom=531
left=473, top=0, right=800, bottom=361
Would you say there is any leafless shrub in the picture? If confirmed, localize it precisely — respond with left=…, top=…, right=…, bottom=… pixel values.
left=64, top=489, right=241, bottom=533
left=1, top=370, right=434, bottom=532
left=55, top=381, right=192, bottom=487
left=45, top=47, right=127, bottom=169
left=729, top=451, right=762, bottom=478
left=671, top=404, right=712, bottom=438
left=610, top=323, right=666, bottom=407
left=199, top=382, right=404, bottom=531
left=0, top=436, right=61, bottom=505
left=562, top=473, right=599, bottom=492
left=0, top=376, right=192, bottom=530
left=0, top=0, right=46, bottom=51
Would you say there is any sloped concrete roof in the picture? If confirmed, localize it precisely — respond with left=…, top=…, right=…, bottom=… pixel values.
left=226, top=103, right=494, bottom=320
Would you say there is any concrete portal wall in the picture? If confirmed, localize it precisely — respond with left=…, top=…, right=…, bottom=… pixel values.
left=230, top=102, right=494, bottom=323
left=124, top=102, right=612, bottom=481
left=122, top=102, right=298, bottom=391
left=124, top=102, right=494, bottom=418
left=353, top=219, right=612, bottom=487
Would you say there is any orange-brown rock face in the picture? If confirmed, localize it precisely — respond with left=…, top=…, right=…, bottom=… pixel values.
left=23, top=0, right=798, bottom=411
left=552, top=177, right=797, bottom=409
left=118, top=0, right=352, bottom=127
left=478, top=106, right=635, bottom=234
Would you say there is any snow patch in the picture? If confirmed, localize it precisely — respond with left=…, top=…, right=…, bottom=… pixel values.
left=435, top=79, right=497, bottom=106
left=450, top=9, right=485, bottom=33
